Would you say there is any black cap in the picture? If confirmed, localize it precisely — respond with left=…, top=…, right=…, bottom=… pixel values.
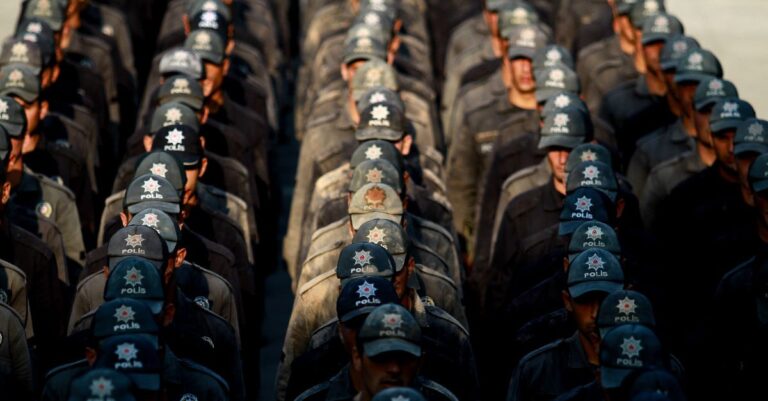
left=336, top=242, right=397, bottom=284
left=15, top=29, right=54, bottom=69
left=149, top=102, right=199, bottom=134
left=372, top=388, right=427, bottom=401
left=539, top=107, right=592, bottom=150
left=337, top=276, right=399, bottom=324
left=559, top=188, right=615, bottom=236
left=157, top=75, right=205, bottom=111
left=505, top=25, right=549, bottom=60
left=151, top=125, right=203, bottom=168
left=693, top=77, right=738, bottom=112
left=349, top=159, right=404, bottom=195
left=659, top=35, right=700, bottom=71
left=159, top=48, right=204, bottom=80
left=107, top=226, right=169, bottom=270
left=0, top=95, right=27, bottom=138
left=358, top=304, right=421, bottom=357
left=343, top=36, right=387, bottom=66
left=191, top=10, right=229, bottom=41
left=541, top=92, right=587, bottom=119
left=104, top=259, right=166, bottom=315
left=356, top=102, right=406, bottom=142
left=641, top=13, right=683, bottom=45
left=68, top=369, right=137, bottom=401
left=0, top=38, right=43, bottom=74
left=356, top=87, right=405, bottom=114
left=16, top=19, right=56, bottom=50
left=92, top=298, right=161, bottom=339
left=568, top=221, right=621, bottom=262
left=353, top=219, right=409, bottom=272
left=735, top=119, right=768, bottom=156
left=567, top=249, right=624, bottom=298
left=187, top=0, right=231, bottom=21
left=0, top=64, right=40, bottom=102
left=535, top=65, right=579, bottom=104
left=709, top=98, right=756, bottom=134
left=598, top=290, right=656, bottom=338
left=566, top=160, right=618, bottom=201
left=628, top=0, right=665, bottom=29
left=627, top=370, right=686, bottom=401
left=123, top=174, right=181, bottom=215
left=674, top=48, right=722, bottom=84
left=128, top=209, right=180, bottom=253
left=94, top=334, right=162, bottom=391
left=185, top=29, right=225, bottom=65
left=565, top=143, right=613, bottom=175
left=616, top=0, right=640, bottom=14
left=23, top=0, right=65, bottom=32
left=533, top=45, right=574, bottom=70
left=600, top=324, right=663, bottom=389
left=748, top=153, right=768, bottom=194
left=497, top=3, right=540, bottom=38
left=350, top=140, right=404, bottom=172
left=134, top=151, right=187, bottom=194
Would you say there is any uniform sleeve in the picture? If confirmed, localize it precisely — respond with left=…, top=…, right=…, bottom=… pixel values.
left=8, top=315, right=33, bottom=396
left=639, top=171, right=665, bottom=229
left=275, top=292, right=320, bottom=401
left=445, top=120, right=481, bottom=240
left=626, top=146, right=651, bottom=197
left=54, top=194, right=86, bottom=268
left=68, top=284, right=95, bottom=335
left=506, top=361, right=528, bottom=401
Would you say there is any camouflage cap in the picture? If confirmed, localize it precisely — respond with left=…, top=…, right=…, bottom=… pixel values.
left=123, top=174, right=181, bottom=215
left=128, top=209, right=180, bottom=253
left=735, top=119, right=768, bottom=156
left=0, top=95, right=27, bottom=138
left=350, top=140, right=404, bottom=172
left=615, top=0, right=640, bottom=14
left=157, top=75, right=205, bottom=111
left=709, top=98, right=756, bottom=134
left=535, top=65, right=579, bottom=104
left=187, top=0, right=231, bottom=21
left=185, top=29, right=225, bottom=65
left=0, top=64, right=40, bottom=103
left=627, top=370, right=686, bottom=401
left=69, top=369, right=137, bottom=401
left=568, top=221, right=621, bottom=262
left=107, top=226, right=169, bottom=270
left=659, top=35, right=700, bottom=71
left=559, top=188, right=615, bottom=236
left=628, top=0, right=665, bottom=29
left=505, top=25, right=549, bottom=60
left=349, top=159, right=404, bottom=195
left=674, top=48, right=723, bottom=84
left=191, top=11, right=229, bottom=41
left=565, top=143, right=614, bottom=174
left=641, top=12, right=683, bottom=45
left=346, top=23, right=390, bottom=47
left=354, top=8, right=395, bottom=37
left=149, top=102, right=200, bottom=134
left=343, top=36, right=387, bottom=67
left=497, top=3, right=540, bottom=37
left=566, top=160, right=619, bottom=201
left=24, top=0, right=65, bottom=32
left=600, top=324, right=663, bottom=389
left=485, top=0, right=517, bottom=12
left=159, top=47, right=204, bottom=80
left=94, top=334, right=162, bottom=391
left=372, top=388, right=427, bottom=401
left=598, top=290, right=656, bottom=339
left=348, top=183, right=404, bottom=230
left=150, top=124, right=204, bottom=168
left=533, top=45, right=574, bottom=70
left=134, top=151, right=187, bottom=194
left=356, top=102, right=406, bottom=142
left=567, top=249, right=625, bottom=298
left=351, top=58, right=399, bottom=102
left=353, top=218, right=409, bottom=271
left=337, top=276, right=399, bottom=324
left=336, top=242, right=397, bottom=284
left=358, top=303, right=421, bottom=357
left=92, top=298, right=161, bottom=339
left=693, top=77, right=738, bottom=112
left=541, top=92, right=586, bottom=120
left=539, top=107, right=592, bottom=150
left=0, top=38, right=43, bottom=74
left=360, top=0, right=398, bottom=20
left=356, top=87, right=404, bottom=113
left=747, top=153, right=768, bottom=193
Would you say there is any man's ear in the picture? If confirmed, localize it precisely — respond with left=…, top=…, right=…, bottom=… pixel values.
left=120, top=211, right=130, bottom=227
left=200, top=106, right=210, bottom=125
left=143, top=135, right=154, bottom=152
left=175, top=247, right=187, bottom=268
left=616, top=198, right=626, bottom=219
left=562, top=290, right=574, bottom=312
left=183, top=15, right=191, bottom=35
left=1, top=182, right=10, bottom=205
left=163, top=302, right=176, bottom=327
left=399, top=134, right=413, bottom=156
left=40, top=100, right=49, bottom=120
left=85, top=347, right=97, bottom=366
left=341, top=63, right=350, bottom=82
left=222, top=58, right=231, bottom=76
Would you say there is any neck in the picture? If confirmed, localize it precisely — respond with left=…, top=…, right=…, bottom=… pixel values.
left=509, top=88, right=536, bottom=110
left=578, top=332, right=600, bottom=366
left=696, top=141, right=717, bottom=166
left=645, top=72, right=667, bottom=96
left=682, top=115, right=697, bottom=138
left=619, top=35, right=635, bottom=55
left=552, top=177, right=566, bottom=195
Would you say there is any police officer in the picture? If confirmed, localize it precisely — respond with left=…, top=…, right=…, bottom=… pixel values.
left=734, top=119, right=768, bottom=206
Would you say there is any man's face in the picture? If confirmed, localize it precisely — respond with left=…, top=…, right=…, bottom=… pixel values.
left=202, top=61, right=225, bottom=98
left=565, top=291, right=606, bottom=346
left=677, top=82, right=698, bottom=119
left=509, top=58, right=535, bottom=94
left=642, top=42, right=664, bottom=77
left=360, top=351, right=420, bottom=395
left=183, top=167, right=201, bottom=204
left=5, top=137, right=23, bottom=184
left=547, top=148, right=570, bottom=184
left=693, top=109, right=713, bottom=144
left=711, top=129, right=737, bottom=171
left=617, top=16, right=636, bottom=44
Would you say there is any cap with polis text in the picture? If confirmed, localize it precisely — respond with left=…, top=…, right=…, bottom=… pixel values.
left=337, top=276, right=399, bottom=324
left=627, top=370, right=686, bottom=401
left=68, top=369, right=137, bottom=401
left=533, top=45, right=574, bottom=70
left=694, top=77, right=738, bottom=112
left=485, top=0, right=517, bottom=12
left=348, top=183, right=404, bottom=230
left=134, top=151, right=187, bottom=194
left=641, top=12, right=683, bottom=45
left=506, top=25, right=549, bottom=60
left=350, top=159, right=404, bottom=195
left=497, top=3, right=540, bottom=38
left=567, top=160, right=618, bottom=201
left=185, top=29, right=225, bottom=65
left=149, top=102, right=199, bottom=133
left=735, top=119, right=768, bottom=156
left=159, top=48, right=203, bottom=80
left=124, top=174, right=181, bottom=215
left=187, top=0, right=231, bottom=21
left=372, top=388, right=427, bottom=401
left=351, top=59, right=399, bottom=102
left=0, top=64, right=40, bottom=102
left=568, top=248, right=624, bottom=298
left=151, top=125, right=203, bottom=168
left=616, top=0, right=640, bottom=14
left=358, top=303, right=421, bottom=357
left=92, top=298, right=161, bottom=339
left=600, top=324, right=663, bottom=389
left=353, top=9, right=394, bottom=40
left=16, top=19, right=56, bottom=50
left=343, top=36, right=387, bottom=66
left=659, top=35, right=699, bottom=71
left=559, top=188, right=615, bottom=236
left=0, top=95, right=27, bottom=138
left=104, top=258, right=166, bottom=314
left=16, top=30, right=54, bottom=69
left=346, top=23, right=389, bottom=48
left=356, top=102, right=406, bottom=141
left=350, top=140, right=404, bottom=172
left=674, top=48, right=722, bottom=84
left=356, top=87, right=405, bottom=114
left=535, top=65, right=579, bottom=104
left=191, top=10, right=229, bottom=41
left=0, top=38, right=43, bottom=74
left=565, top=143, right=614, bottom=174
left=709, top=98, right=755, bottom=134
left=568, top=221, right=621, bottom=262
left=128, top=209, right=180, bottom=253
left=353, top=219, right=409, bottom=271
left=94, top=334, right=162, bottom=391
left=541, top=92, right=586, bottom=119
left=539, top=107, right=592, bottom=150
left=336, top=242, right=397, bottom=284
left=157, top=75, right=204, bottom=111
left=748, top=153, right=768, bottom=194
left=598, top=290, right=656, bottom=339
left=107, top=226, right=168, bottom=270
left=628, top=0, right=665, bottom=29
left=24, top=0, right=65, bottom=32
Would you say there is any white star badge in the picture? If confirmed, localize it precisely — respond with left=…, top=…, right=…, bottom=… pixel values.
left=616, top=297, right=637, bottom=315
left=123, top=267, right=144, bottom=287
left=365, top=144, right=383, bottom=160
left=554, top=113, right=570, bottom=128
left=150, top=163, right=168, bottom=178
left=369, top=92, right=387, bottom=104
left=353, top=250, right=374, bottom=267
left=620, top=336, right=643, bottom=359
left=371, top=105, right=390, bottom=121
left=580, top=150, right=598, bottom=162
left=115, top=342, right=139, bottom=361
left=583, top=165, right=600, bottom=180
left=89, top=377, right=115, bottom=398
left=142, top=178, right=161, bottom=194
left=575, top=196, right=593, bottom=213
left=166, top=128, right=185, bottom=146
left=124, top=234, right=145, bottom=248
left=585, top=226, right=604, bottom=241
left=0, top=99, right=8, bottom=114
left=356, top=281, right=378, bottom=299
left=141, top=213, right=160, bottom=229
left=114, top=305, right=136, bottom=323
left=586, top=254, right=605, bottom=271
left=366, top=227, right=387, bottom=245
left=165, top=108, right=183, bottom=125
left=382, top=313, right=403, bottom=330
left=366, top=167, right=383, bottom=183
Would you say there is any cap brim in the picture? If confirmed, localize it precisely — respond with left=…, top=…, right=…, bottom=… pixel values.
left=508, top=48, right=536, bottom=60
left=538, top=135, right=584, bottom=150
left=160, top=66, right=202, bottom=80
left=674, top=72, right=709, bottom=84
left=568, top=281, right=623, bottom=299
left=710, top=120, right=741, bottom=134
left=364, top=338, right=421, bottom=357
left=340, top=307, right=377, bottom=323
left=355, top=127, right=404, bottom=142
left=600, top=366, right=633, bottom=389
left=0, top=88, right=37, bottom=103
left=196, top=51, right=224, bottom=65
left=536, top=88, right=563, bottom=104
left=660, top=61, right=677, bottom=71
left=641, top=34, right=667, bottom=45
left=694, top=99, right=717, bottom=112
left=127, top=201, right=181, bottom=215
left=735, top=143, right=768, bottom=156
left=128, top=372, right=162, bottom=391
left=175, top=153, right=203, bottom=168
left=343, top=53, right=380, bottom=66
left=108, top=256, right=164, bottom=271
left=1, top=123, right=24, bottom=138
left=350, top=212, right=402, bottom=230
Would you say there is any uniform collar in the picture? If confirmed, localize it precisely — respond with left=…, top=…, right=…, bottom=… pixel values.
left=13, top=169, right=42, bottom=196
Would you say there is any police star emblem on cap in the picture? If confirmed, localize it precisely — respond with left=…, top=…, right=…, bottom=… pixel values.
left=27, top=22, right=42, bottom=34
left=356, top=281, right=378, bottom=298
left=124, top=267, right=144, bottom=286
left=580, top=150, right=598, bottom=162
left=583, top=165, right=600, bottom=180
left=124, top=234, right=145, bottom=248
left=585, top=225, right=604, bottom=241
left=202, top=0, right=218, bottom=10
left=365, top=144, right=383, bottom=160
left=575, top=196, right=593, bottom=213
left=620, top=336, right=643, bottom=358
left=617, top=297, right=638, bottom=315
left=554, top=94, right=571, bottom=108
left=369, top=92, right=387, bottom=104
left=114, top=305, right=136, bottom=323
left=546, top=48, right=562, bottom=62
left=150, top=163, right=168, bottom=177
left=90, top=377, right=114, bottom=398
left=749, top=122, right=764, bottom=137
left=353, top=250, right=374, bottom=267
left=364, top=13, right=381, bottom=26
left=366, top=167, right=383, bottom=183
left=166, top=128, right=185, bottom=146
left=586, top=253, right=606, bottom=271
left=391, top=396, right=410, bottom=401
left=142, top=178, right=161, bottom=194
left=171, top=78, right=191, bottom=94
left=180, top=394, right=200, bottom=401
left=708, top=79, right=723, bottom=92
left=164, top=108, right=183, bottom=125
left=10, top=43, right=29, bottom=62
left=366, top=227, right=387, bottom=245
left=34, top=0, right=52, bottom=16
left=549, top=69, right=565, bottom=82
left=687, top=52, right=703, bottom=69
left=8, top=69, right=24, bottom=87
left=364, top=186, right=387, bottom=209
left=140, top=213, right=160, bottom=229
left=382, top=313, right=403, bottom=330
left=371, top=105, right=390, bottom=121
left=554, top=113, right=570, bottom=129
left=722, top=101, right=739, bottom=116
left=115, top=342, right=139, bottom=361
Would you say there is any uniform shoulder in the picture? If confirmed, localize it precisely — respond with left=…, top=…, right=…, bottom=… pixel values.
left=310, top=218, right=347, bottom=242
left=506, top=185, right=546, bottom=218
left=417, top=264, right=457, bottom=290
left=36, top=172, right=77, bottom=200
left=424, top=304, right=468, bottom=336
left=309, top=318, right=340, bottom=349
left=0, top=302, right=24, bottom=324
left=411, top=215, right=454, bottom=244
left=517, top=336, right=571, bottom=368
left=189, top=262, right=236, bottom=293
left=298, top=269, right=336, bottom=297
left=76, top=270, right=106, bottom=292
left=418, top=378, right=460, bottom=401
left=501, top=164, right=543, bottom=190
left=197, top=234, right=236, bottom=265
left=295, top=381, right=331, bottom=401
left=44, top=359, right=89, bottom=380
left=648, top=151, right=692, bottom=178
left=458, top=75, right=498, bottom=114
left=9, top=224, right=55, bottom=259
left=314, top=164, right=350, bottom=193
left=577, top=36, right=614, bottom=62
left=458, top=58, right=502, bottom=88
left=178, top=357, right=230, bottom=391
left=0, top=259, right=27, bottom=281
left=304, top=238, right=346, bottom=266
